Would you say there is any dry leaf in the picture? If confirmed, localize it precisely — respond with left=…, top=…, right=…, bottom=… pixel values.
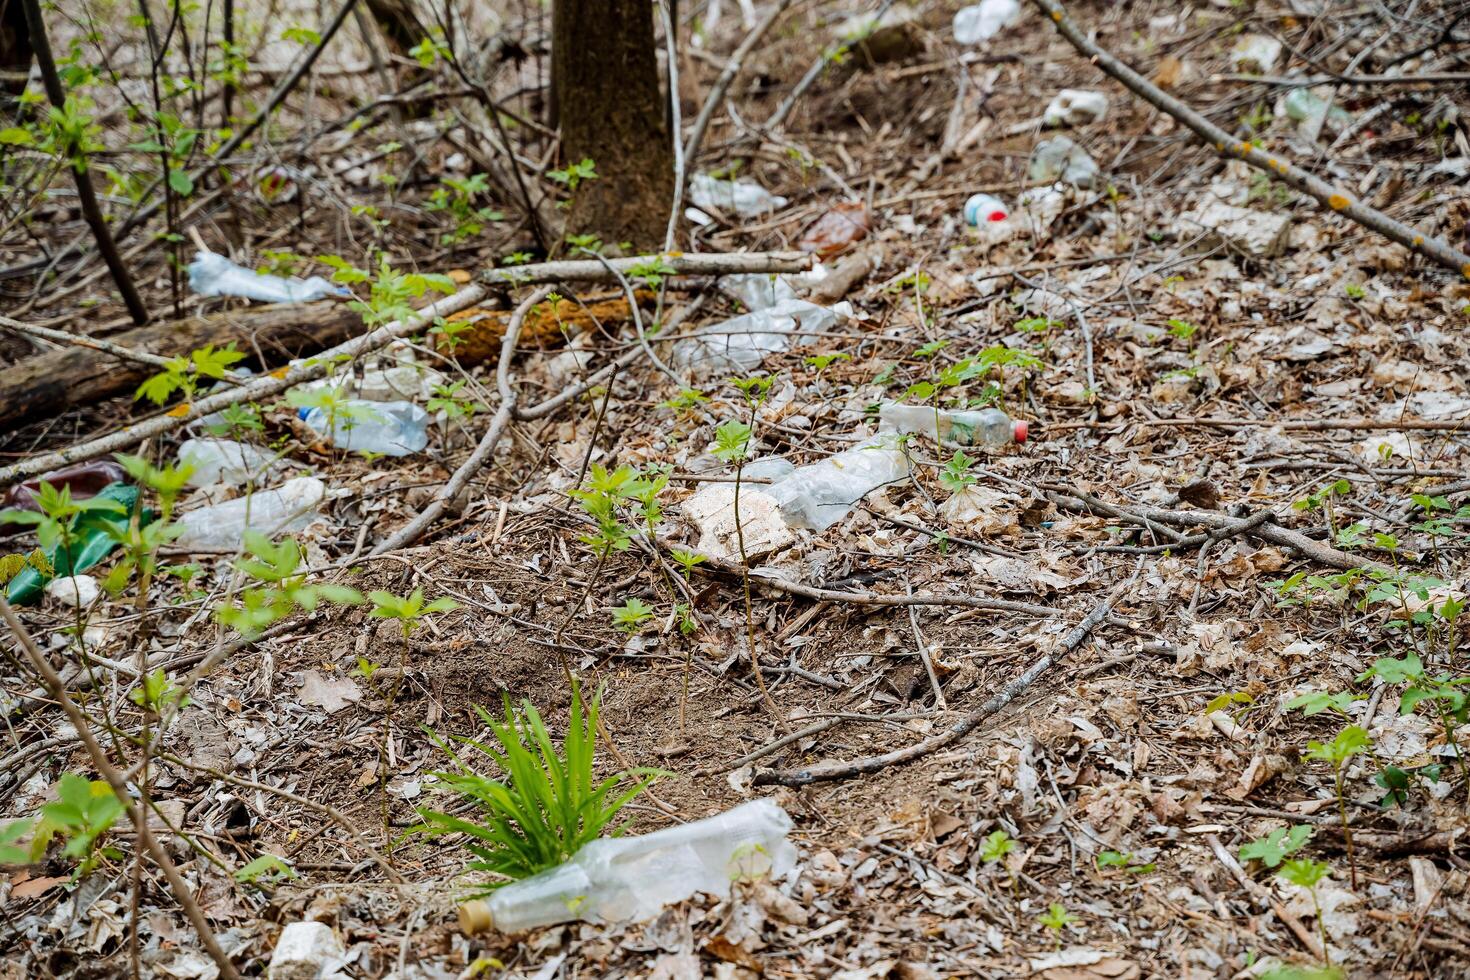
left=298, top=670, right=361, bottom=714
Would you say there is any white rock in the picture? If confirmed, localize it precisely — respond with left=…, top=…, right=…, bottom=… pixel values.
left=268, top=921, right=345, bottom=979
left=1186, top=201, right=1292, bottom=257
left=1042, top=89, right=1109, bottom=127
left=681, top=484, right=795, bottom=562
left=45, top=575, right=99, bottom=608
left=1231, top=34, right=1282, bottom=72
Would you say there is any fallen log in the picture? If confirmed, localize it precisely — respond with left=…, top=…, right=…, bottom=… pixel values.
left=0, top=301, right=361, bottom=431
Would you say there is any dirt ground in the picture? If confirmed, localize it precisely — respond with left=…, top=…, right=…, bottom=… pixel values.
left=3, top=0, right=1470, bottom=978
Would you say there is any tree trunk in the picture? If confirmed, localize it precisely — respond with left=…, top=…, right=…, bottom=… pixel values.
left=1, top=0, right=34, bottom=112
left=552, top=0, right=673, bottom=251
left=0, top=303, right=364, bottom=430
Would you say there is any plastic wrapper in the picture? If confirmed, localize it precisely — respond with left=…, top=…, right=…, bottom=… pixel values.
left=764, top=434, right=910, bottom=531
left=688, top=175, right=789, bottom=217
left=188, top=251, right=350, bottom=304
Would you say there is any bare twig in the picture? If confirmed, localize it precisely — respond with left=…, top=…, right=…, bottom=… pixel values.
left=683, top=0, right=796, bottom=165
left=1029, top=0, right=1470, bottom=280
left=753, top=571, right=1135, bottom=787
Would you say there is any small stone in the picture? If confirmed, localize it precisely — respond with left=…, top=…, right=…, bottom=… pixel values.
left=682, top=484, right=795, bottom=562
left=1187, top=201, right=1293, bottom=258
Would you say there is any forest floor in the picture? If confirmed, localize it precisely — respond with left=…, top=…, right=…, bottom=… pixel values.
left=2, top=1, right=1470, bottom=978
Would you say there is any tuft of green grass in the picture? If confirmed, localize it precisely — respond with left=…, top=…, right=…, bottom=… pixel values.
left=404, top=680, right=667, bottom=893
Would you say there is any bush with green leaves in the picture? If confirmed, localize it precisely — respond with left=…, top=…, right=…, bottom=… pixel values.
left=405, top=681, right=665, bottom=893
left=0, top=774, right=125, bottom=877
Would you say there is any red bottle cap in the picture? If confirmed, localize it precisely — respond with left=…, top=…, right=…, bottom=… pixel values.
left=1013, top=420, right=1028, bottom=443
left=987, top=210, right=1008, bottom=222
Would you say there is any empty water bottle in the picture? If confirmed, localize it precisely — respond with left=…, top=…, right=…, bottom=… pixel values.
left=763, top=434, right=910, bottom=531
left=953, top=0, right=1020, bottom=44
left=878, top=403, right=1028, bottom=448
left=669, top=299, right=851, bottom=380
left=457, top=799, right=796, bottom=934
left=177, top=438, right=277, bottom=487
left=173, top=477, right=327, bottom=551
left=301, top=400, right=430, bottom=456
left=688, top=174, right=789, bottom=217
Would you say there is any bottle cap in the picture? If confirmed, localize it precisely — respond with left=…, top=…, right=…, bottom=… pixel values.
left=458, top=900, right=493, bottom=935
left=1013, top=420, right=1028, bottom=443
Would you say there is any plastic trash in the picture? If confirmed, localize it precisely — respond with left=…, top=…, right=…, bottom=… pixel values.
left=1043, top=90, right=1109, bottom=128
left=953, top=0, right=1020, bottom=44
left=878, top=403, right=1027, bottom=448
left=1231, top=34, right=1282, bottom=73
left=688, top=174, right=789, bottom=217
left=457, top=799, right=796, bottom=935
left=763, top=434, right=909, bottom=532
left=178, top=438, right=277, bottom=487
left=45, top=574, right=99, bottom=608
left=173, top=477, right=327, bottom=551
left=797, top=202, right=871, bottom=258
left=719, top=274, right=799, bottom=312
left=301, top=400, right=430, bottom=457
left=669, top=299, right=852, bottom=380
left=1283, top=88, right=1353, bottom=133
left=188, top=250, right=351, bottom=304
left=5, top=483, right=146, bottom=605
left=291, top=361, right=446, bottom=405
left=1028, top=136, right=1099, bottom=188
left=268, top=921, right=346, bottom=980
left=964, top=193, right=1009, bottom=226
left=2, top=460, right=127, bottom=523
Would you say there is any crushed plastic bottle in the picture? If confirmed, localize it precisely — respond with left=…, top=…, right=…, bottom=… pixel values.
left=878, top=403, right=1027, bottom=448
left=173, top=477, right=327, bottom=551
left=300, top=400, right=430, bottom=457
left=1042, top=89, right=1109, bottom=128
left=1283, top=88, right=1353, bottom=133
left=188, top=250, right=351, bottom=304
left=1230, top=34, right=1282, bottom=73
left=1027, top=136, right=1099, bottom=189
left=763, top=434, right=910, bottom=531
left=669, top=299, right=852, bottom=380
left=457, top=799, right=796, bottom=935
left=952, top=0, right=1020, bottom=44
left=688, top=174, right=789, bottom=217
left=291, top=361, right=447, bottom=405
left=177, top=438, right=278, bottom=487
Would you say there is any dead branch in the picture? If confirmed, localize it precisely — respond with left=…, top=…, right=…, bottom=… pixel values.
left=370, top=286, right=554, bottom=555
left=1029, top=0, right=1470, bottom=280
left=752, top=576, right=1129, bottom=787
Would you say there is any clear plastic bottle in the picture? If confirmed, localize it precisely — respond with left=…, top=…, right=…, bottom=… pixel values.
left=457, top=799, right=796, bottom=935
left=172, top=477, right=327, bottom=551
left=177, top=438, right=277, bottom=487
left=187, top=250, right=349, bottom=304
left=301, top=400, right=429, bottom=456
left=668, top=299, right=850, bottom=380
left=963, top=193, right=1009, bottom=226
left=1283, top=89, right=1353, bottom=132
left=878, top=403, right=1028, bottom=448
left=688, top=174, right=789, bottom=217
left=762, top=434, right=910, bottom=531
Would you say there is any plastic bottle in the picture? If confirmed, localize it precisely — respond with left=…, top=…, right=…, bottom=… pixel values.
left=763, top=434, right=910, bottom=531
left=172, top=477, right=327, bottom=551
left=188, top=250, right=350, bottom=304
left=301, top=400, right=430, bottom=456
left=457, top=799, right=796, bottom=935
left=177, top=438, right=277, bottom=487
left=669, top=299, right=851, bottom=380
left=878, top=403, right=1028, bottom=448
left=1042, top=90, right=1109, bottom=128
left=953, top=0, right=1020, bottom=44
left=963, top=193, right=1009, bottom=226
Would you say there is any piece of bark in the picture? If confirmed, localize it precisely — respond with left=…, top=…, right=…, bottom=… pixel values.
left=807, top=247, right=881, bottom=304
left=0, top=301, right=361, bottom=430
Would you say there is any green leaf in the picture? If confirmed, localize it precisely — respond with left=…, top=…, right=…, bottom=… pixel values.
left=0, top=127, right=34, bottom=146
left=1239, top=824, right=1313, bottom=868
left=167, top=168, right=194, bottom=196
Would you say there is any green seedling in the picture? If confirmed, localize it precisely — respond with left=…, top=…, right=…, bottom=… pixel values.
left=612, top=597, right=655, bottom=634
left=1305, top=726, right=1370, bottom=889
left=1239, top=824, right=1313, bottom=868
